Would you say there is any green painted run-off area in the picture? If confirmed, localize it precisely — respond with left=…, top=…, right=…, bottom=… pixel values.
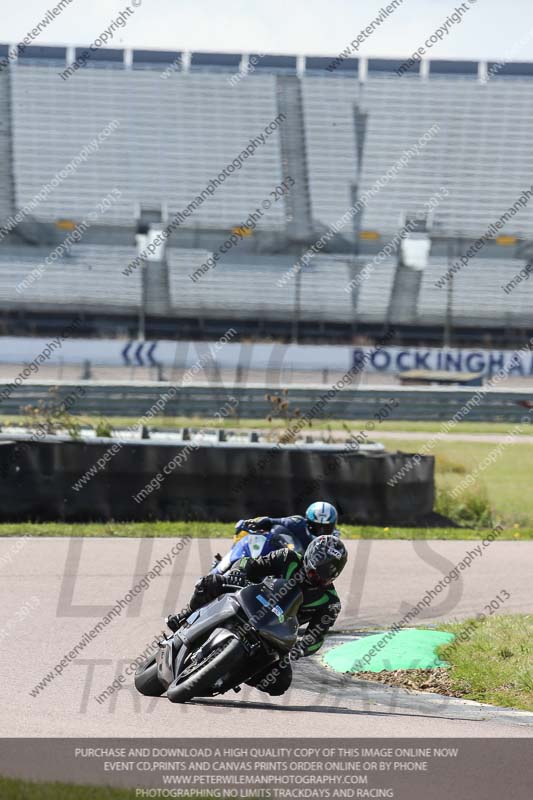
left=323, top=629, right=455, bottom=673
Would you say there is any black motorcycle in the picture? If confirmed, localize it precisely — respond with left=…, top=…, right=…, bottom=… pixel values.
left=134, top=577, right=302, bottom=703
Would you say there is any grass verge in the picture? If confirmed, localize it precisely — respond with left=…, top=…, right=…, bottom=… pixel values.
left=349, top=615, right=533, bottom=713
left=0, top=776, right=141, bottom=800
left=0, top=521, right=529, bottom=539
left=387, top=436, right=533, bottom=528
left=436, top=613, right=533, bottom=711
left=2, top=414, right=532, bottom=436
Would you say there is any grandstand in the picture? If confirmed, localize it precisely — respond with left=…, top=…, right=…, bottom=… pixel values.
left=11, top=66, right=285, bottom=230
left=417, top=257, right=533, bottom=329
left=357, top=61, right=533, bottom=237
left=0, top=244, right=141, bottom=313
left=1, top=46, right=533, bottom=345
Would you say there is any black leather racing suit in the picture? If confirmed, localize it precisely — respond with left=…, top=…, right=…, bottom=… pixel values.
left=184, top=548, right=341, bottom=696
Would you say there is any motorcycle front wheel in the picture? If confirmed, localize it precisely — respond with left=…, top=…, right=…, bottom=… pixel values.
left=166, top=637, right=246, bottom=704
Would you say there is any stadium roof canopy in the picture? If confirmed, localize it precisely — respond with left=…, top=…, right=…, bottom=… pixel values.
left=132, top=49, right=182, bottom=66
left=305, top=55, right=359, bottom=73
left=429, top=59, right=479, bottom=75
left=368, top=58, right=420, bottom=74
left=18, top=45, right=66, bottom=61
left=2, top=45, right=533, bottom=79
left=486, top=61, right=533, bottom=76
left=190, top=51, right=242, bottom=70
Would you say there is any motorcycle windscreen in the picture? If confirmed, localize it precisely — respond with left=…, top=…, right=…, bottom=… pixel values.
left=246, top=534, right=268, bottom=558
left=217, top=533, right=265, bottom=574
left=237, top=580, right=302, bottom=652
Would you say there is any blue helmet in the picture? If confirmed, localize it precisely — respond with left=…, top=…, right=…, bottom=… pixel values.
left=305, top=501, right=338, bottom=537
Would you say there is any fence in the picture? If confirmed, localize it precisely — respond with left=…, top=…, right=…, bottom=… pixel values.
left=0, top=381, right=531, bottom=422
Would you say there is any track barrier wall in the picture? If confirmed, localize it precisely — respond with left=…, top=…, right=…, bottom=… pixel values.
left=0, top=438, right=434, bottom=524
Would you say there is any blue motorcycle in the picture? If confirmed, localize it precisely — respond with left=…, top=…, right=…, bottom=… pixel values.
left=210, top=524, right=306, bottom=575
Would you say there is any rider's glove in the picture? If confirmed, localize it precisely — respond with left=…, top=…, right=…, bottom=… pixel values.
left=224, top=570, right=248, bottom=588
left=193, top=573, right=225, bottom=604
left=289, top=642, right=307, bottom=662
left=243, top=516, right=272, bottom=532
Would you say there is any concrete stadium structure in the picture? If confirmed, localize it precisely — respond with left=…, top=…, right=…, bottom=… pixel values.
left=1, top=46, right=533, bottom=344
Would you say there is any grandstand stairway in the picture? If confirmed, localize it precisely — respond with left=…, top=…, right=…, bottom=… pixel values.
left=0, top=70, right=15, bottom=226
left=276, top=76, right=313, bottom=242
left=347, top=260, right=369, bottom=314
left=387, top=263, right=422, bottom=325
left=144, top=260, right=171, bottom=316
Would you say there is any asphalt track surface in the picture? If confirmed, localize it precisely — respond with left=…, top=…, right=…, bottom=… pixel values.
left=2, top=537, right=533, bottom=738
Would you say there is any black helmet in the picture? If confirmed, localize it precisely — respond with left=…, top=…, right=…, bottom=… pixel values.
left=303, top=535, right=347, bottom=586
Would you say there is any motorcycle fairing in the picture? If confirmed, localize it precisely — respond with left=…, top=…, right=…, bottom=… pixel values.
left=213, top=532, right=268, bottom=574
left=237, top=581, right=301, bottom=652
left=177, top=594, right=239, bottom=649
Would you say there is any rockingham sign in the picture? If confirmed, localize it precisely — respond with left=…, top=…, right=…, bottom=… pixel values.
left=1, top=337, right=533, bottom=378
left=351, top=345, right=533, bottom=376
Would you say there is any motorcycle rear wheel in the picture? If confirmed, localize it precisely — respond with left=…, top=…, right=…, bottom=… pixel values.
left=167, top=637, right=246, bottom=704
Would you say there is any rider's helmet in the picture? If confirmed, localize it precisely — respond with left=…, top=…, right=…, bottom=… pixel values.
left=305, top=501, right=338, bottom=536
left=303, top=535, right=347, bottom=586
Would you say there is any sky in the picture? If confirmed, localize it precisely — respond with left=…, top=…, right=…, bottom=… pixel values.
left=3, top=0, right=533, bottom=63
